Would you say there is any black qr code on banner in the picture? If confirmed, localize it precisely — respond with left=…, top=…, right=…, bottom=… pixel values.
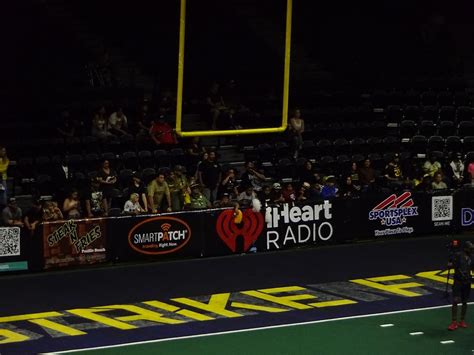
left=432, top=196, right=453, bottom=222
left=0, top=227, right=21, bottom=257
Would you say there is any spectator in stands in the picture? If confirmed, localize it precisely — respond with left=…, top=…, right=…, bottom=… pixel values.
left=159, top=88, right=177, bottom=116
left=198, top=151, right=222, bottom=203
left=108, top=107, right=129, bottom=136
left=135, top=101, right=152, bottom=136
left=91, top=106, right=113, bottom=139
left=358, top=159, right=376, bottom=192
left=185, top=137, right=206, bottom=174
left=447, top=153, right=465, bottom=187
left=207, top=82, right=228, bottom=130
left=348, top=162, right=361, bottom=189
left=432, top=172, right=448, bottom=190
left=467, top=158, right=474, bottom=184
left=415, top=174, right=432, bottom=193
left=321, top=176, right=338, bottom=199
left=219, top=168, right=239, bottom=199
left=423, top=155, right=442, bottom=177
left=384, top=154, right=403, bottom=185
left=148, top=173, right=172, bottom=213
left=241, top=161, right=266, bottom=192
left=62, top=189, right=82, bottom=219
left=222, top=79, right=249, bottom=129
left=123, top=193, right=145, bottom=215
left=97, top=160, right=118, bottom=208
left=297, top=182, right=311, bottom=203
left=56, top=110, right=76, bottom=142
left=194, top=151, right=208, bottom=181
left=341, top=176, right=359, bottom=198
left=270, top=182, right=285, bottom=204
left=187, top=184, right=211, bottom=209
left=129, top=172, right=148, bottom=212
left=282, top=183, right=296, bottom=203
left=24, top=199, right=42, bottom=235
left=85, top=178, right=108, bottom=218
left=300, top=161, right=317, bottom=184
left=258, top=185, right=272, bottom=205
left=42, top=200, right=64, bottom=221
left=52, top=157, right=74, bottom=204
left=288, top=108, right=304, bottom=159
left=168, top=165, right=189, bottom=211
left=214, top=193, right=235, bottom=208
left=237, top=185, right=257, bottom=208
left=0, top=146, right=10, bottom=207
left=2, top=198, right=23, bottom=227
left=307, top=181, right=322, bottom=201
left=150, top=115, right=177, bottom=146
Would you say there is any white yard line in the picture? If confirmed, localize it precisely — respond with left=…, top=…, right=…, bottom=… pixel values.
left=43, top=302, right=473, bottom=354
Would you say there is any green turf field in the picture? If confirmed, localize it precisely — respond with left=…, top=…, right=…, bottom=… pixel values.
left=57, top=306, right=473, bottom=355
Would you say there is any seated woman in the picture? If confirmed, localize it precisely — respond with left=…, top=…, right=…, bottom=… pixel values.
left=62, top=189, right=83, bottom=219
left=42, top=201, right=64, bottom=221
left=123, top=193, right=146, bottom=215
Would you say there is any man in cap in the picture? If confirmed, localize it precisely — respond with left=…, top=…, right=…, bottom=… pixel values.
left=448, top=241, right=473, bottom=330
left=168, top=165, right=189, bottom=211
left=2, top=197, right=23, bottom=227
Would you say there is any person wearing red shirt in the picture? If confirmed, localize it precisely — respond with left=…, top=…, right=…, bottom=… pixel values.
left=150, top=116, right=177, bottom=146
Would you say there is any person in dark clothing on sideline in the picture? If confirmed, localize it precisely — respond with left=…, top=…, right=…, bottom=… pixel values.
left=447, top=241, right=473, bottom=331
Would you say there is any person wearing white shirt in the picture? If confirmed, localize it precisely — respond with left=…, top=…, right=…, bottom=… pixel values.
left=123, top=193, right=145, bottom=215
left=109, top=108, right=128, bottom=136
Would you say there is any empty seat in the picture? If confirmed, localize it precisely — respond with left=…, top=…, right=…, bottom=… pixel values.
left=421, top=106, right=438, bottom=122
left=427, top=136, right=444, bottom=152
left=419, top=120, right=437, bottom=137
left=445, top=136, right=462, bottom=153
left=463, top=136, right=474, bottom=153
left=437, top=91, right=453, bottom=106
left=403, top=105, right=421, bottom=121
left=458, top=121, right=474, bottom=137
left=438, top=121, right=455, bottom=138
left=439, top=106, right=456, bottom=122
left=138, top=150, right=153, bottom=169
left=400, top=120, right=417, bottom=138
left=316, top=139, right=332, bottom=157
left=456, top=106, right=473, bottom=121
left=333, top=138, right=350, bottom=155
left=386, top=105, right=403, bottom=122
left=277, top=158, right=294, bottom=179
left=301, top=140, right=316, bottom=158
left=154, top=149, right=170, bottom=167
left=410, top=135, right=427, bottom=155
left=257, top=144, right=273, bottom=162
left=350, top=137, right=367, bottom=154
left=421, top=91, right=437, bottom=106
left=122, top=151, right=138, bottom=170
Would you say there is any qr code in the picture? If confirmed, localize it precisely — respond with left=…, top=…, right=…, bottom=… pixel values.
left=432, top=196, right=453, bottom=222
left=0, top=227, right=21, bottom=257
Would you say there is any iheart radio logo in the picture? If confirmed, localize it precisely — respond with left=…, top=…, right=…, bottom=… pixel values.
left=216, top=209, right=264, bottom=252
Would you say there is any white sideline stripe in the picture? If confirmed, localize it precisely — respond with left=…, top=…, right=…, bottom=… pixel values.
left=380, top=323, right=394, bottom=327
left=440, top=340, right=455, bottom=344
left=43, top=302, right=474, bottom=354
left=409, top=332, right=424, bottom=335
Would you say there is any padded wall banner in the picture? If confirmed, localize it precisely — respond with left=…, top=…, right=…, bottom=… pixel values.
left=454, top=187, right=474, bottom=231
left=0, top=227, right=29, bottom=272
left=42, top=219, right=108, bottom=269
left=262, top=200, right=341, bottom=251
left=110, top=212, right=204, bottom=262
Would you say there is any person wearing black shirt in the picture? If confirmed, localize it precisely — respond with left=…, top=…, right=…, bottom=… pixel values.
left=24, top=199, right=43, bottom=236
left=129, top=172, right=148, bottom=212
left=447, top=241, right=473, bottom=331
left=198, top=151, right=221, bottom=203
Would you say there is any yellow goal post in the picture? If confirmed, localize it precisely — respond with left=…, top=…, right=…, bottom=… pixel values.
left=175, top=0, right=293, bottom=137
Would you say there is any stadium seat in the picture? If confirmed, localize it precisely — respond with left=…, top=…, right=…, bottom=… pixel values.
left=454, top=91, right=470, bottom=106
left=170, top=148, right=186, bottom=166
left=366, top=137, right=383, bottom=153
left=445, top=136, right=462, bottom=153
left=119, top=169, right=133, bottom=188
left=458, top=121, right=474, bottom=137
left=84, top=153, right=100, bottom=172
left=368, top=152, right=383, bottom=170
left=122, top=151, right=138, bottom=170
left=382, top=136, right=399, bottom=153
left=82, top=136, right=101, bottom=154
left=427, top=136, right=444, bottom=153
left=66, top=154, right=83, bottom=171
left=301, top=140, right=316, bottom=159
left=141, top=167, right=157, bottom=184
left=350, top=137, right=367, bottom=155
left=420, top=91, right=437, bottom=106
left=410, top=135, right=427, bottom=155
left=257, top=143, right=273, bottom=162
left=400, top=120, right=417, bottom=138
left=333, top=138, right=350, bottom=155
left=403, top=105, right=421, bottom=121
left=456, top=106, right=473, bottom=121
left=421, top=106, right=438, bottom=122
left=316, top=139, right=332, bottom=157
left=138, top=150, right=153, bottom=169
left=419, top=120, right=436, bottom=137
left=274, top=141, right=291, bottom=160
left=386, top=105, right=403, bottom=122
left=277, top=158, right=294, bottom=179
left=438, top=121, right=455, bottom=138
left=439, top=106, right=456, bottom=122
left=319, top=155, right=335, bottom=174
left=35, top=156, right=51, bottom=175
left=437, top=91, right=453, bottom=106
left=463, top=136, right=474, bottom=153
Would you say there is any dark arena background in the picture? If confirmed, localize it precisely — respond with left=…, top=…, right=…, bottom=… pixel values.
left=2, top=0, right=474, bottom=354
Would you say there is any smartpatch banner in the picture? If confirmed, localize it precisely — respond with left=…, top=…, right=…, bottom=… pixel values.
left=0, top=227, right=29, bottom=272
left=110, top=212, right=203, bottom=261
left=42, top=219, right=107, bottom=269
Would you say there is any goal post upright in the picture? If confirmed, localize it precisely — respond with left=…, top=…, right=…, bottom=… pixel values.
left=175, top=0, right=293, bottom=137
